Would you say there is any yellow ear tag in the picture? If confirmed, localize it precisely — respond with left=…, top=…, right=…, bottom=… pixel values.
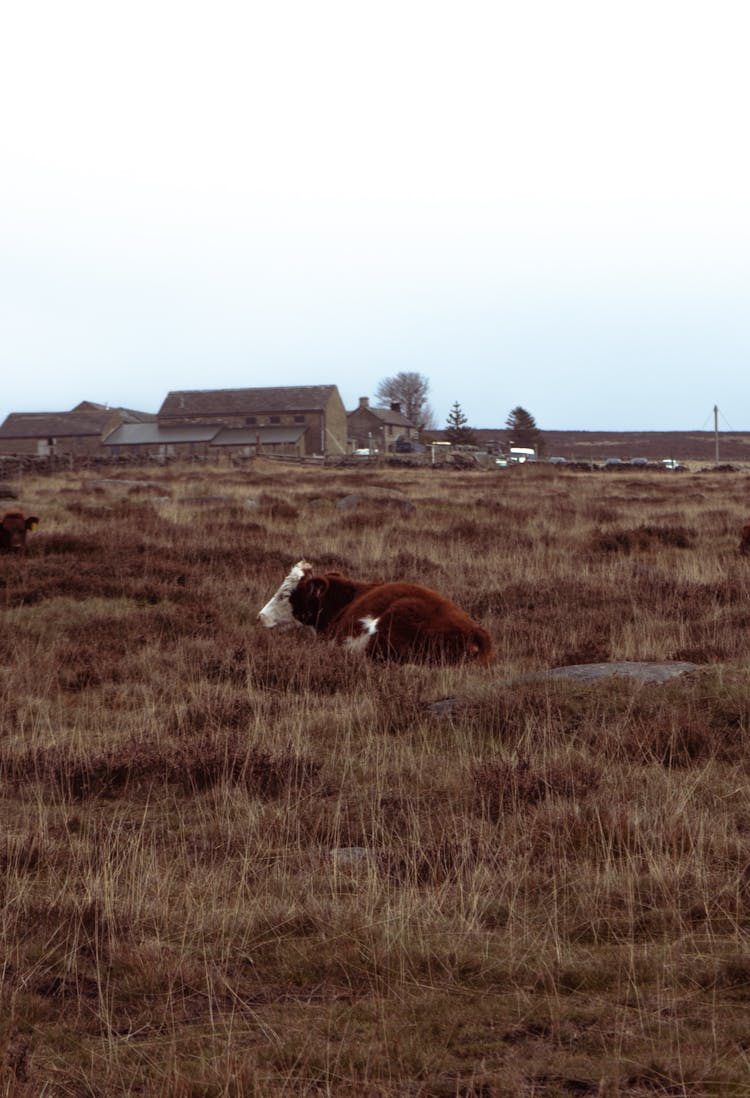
left=29, top=523, right=38, bottom=531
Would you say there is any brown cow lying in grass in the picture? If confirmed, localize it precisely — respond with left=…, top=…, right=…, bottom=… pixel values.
left=740, top=523, right=750, bottom=556
left=259, top=560, right=493, bottom=664
left=0, top=510, right=39, bottom=552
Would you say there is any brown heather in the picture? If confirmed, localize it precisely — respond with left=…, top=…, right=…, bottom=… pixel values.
left=1, top=460, right=750, bottom=1095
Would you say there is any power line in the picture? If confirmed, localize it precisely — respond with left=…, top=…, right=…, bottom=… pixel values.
left=700, top=405, right=737, bottom=433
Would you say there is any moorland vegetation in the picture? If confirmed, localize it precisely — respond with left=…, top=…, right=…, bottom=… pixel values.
left=1, top=460, right=750, bottom=1096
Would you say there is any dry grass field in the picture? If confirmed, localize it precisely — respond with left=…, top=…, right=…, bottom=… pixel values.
left=2, top=459, right=750, bottom=1096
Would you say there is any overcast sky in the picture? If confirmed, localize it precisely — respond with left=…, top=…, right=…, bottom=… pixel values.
left=1, top=1, right=748, bottom=430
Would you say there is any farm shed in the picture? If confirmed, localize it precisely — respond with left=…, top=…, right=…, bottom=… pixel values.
left=210, top=425, right=306, bottom=455
left=0, top=408, right=148, bottom=458
left=102, top=423, right=219, bottom=460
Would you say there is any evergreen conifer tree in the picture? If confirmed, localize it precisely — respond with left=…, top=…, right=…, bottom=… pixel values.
left=445, top=401, right=477, bottom=446
left=505, top=406, right=543, bottom=455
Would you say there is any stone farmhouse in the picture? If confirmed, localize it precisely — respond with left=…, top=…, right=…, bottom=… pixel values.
left=347, top=397, right=420, bottom=452
left=103, top=385, right=348, bottom=459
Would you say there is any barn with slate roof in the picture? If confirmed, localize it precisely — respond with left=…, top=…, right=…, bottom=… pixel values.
left=153, top=385, right=348, bottom=457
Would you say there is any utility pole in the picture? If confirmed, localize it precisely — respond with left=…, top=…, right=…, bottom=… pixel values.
left=714, top=405, right=719, bottom=464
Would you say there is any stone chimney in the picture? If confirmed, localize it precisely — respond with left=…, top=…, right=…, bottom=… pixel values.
left=358, top=396, right=369, bottom=409
left=390, top=401, right=401, bottom=414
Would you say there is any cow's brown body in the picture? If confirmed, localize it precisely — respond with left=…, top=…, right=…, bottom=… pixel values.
left=260, top=561, right=493, bottom=665
left=740, top=524, right=750, bottom=556
left=0, top=511, right=39, bottom=552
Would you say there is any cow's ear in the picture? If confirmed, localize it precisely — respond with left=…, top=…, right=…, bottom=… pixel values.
left=307, top=576, right=329, bottom=600
left=25, top=516, right=39, bottom=530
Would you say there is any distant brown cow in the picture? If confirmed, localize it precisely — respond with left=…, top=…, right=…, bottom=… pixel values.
left=258, top=560, right=493, bottom=665
left=0, top=510, right=39, bottom=552
left=740, top=523, right=750, bottom=556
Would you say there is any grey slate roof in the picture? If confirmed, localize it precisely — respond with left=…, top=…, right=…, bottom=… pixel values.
left=211, top=426, right=306, bottom=446
left=0, top=411, right=125, bottom=439
left=103, top=424, right=306, bottom=447
left=349, top=405, right=416, bottom=428
left=159, top=386, right=339, bottom=418
left=103, top=424, right=220, bottom=446
left=72, top=401, right=155, bottom=422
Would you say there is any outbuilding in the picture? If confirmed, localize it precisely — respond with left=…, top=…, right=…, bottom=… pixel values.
left=0, top=407, right=151, bottom=458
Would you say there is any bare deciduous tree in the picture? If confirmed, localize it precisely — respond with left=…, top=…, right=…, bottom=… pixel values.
left=375, top=372, right=435, bottom=430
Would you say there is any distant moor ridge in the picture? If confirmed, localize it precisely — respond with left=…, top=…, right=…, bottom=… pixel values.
left=514, top=430, right=750, bottom=463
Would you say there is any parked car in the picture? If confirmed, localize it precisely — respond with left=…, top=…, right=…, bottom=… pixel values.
left=353, top=448, right=379, bottom=457
left=547, top=456, right=567, bottom=464
left=508, top=447, right=536, bottom=463
left=394, top=439, right=426, bottom=454
left=602, top=457, right=626, bottom=468
left=630, top=457, right=649, bottom=466
left=661, top=459, right=686, bottom=471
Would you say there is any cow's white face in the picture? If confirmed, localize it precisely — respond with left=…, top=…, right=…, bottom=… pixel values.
left=258, top=560, right=313, bottom=628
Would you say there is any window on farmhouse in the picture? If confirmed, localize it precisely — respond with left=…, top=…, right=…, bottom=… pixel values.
left=245, top=416, right=257, bottom=425
left=294, top=415, right=305, bottom=423
left=270, top=416, right=281, bottom=424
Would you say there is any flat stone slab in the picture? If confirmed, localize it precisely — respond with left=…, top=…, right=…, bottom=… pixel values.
left=330, top=847, right=376, bottom=871
left=337, top=493, right=416, bottom=513
left=89, top=479, right=164, bottom=490
left=426, top=661, right=703, bottom=718
left=527, top=661, right=701, bottom=684
left=426, top=697, right=462, bottom=717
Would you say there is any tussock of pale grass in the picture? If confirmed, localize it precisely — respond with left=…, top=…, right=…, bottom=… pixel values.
left=2, top=462, right=750, bottom=1094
